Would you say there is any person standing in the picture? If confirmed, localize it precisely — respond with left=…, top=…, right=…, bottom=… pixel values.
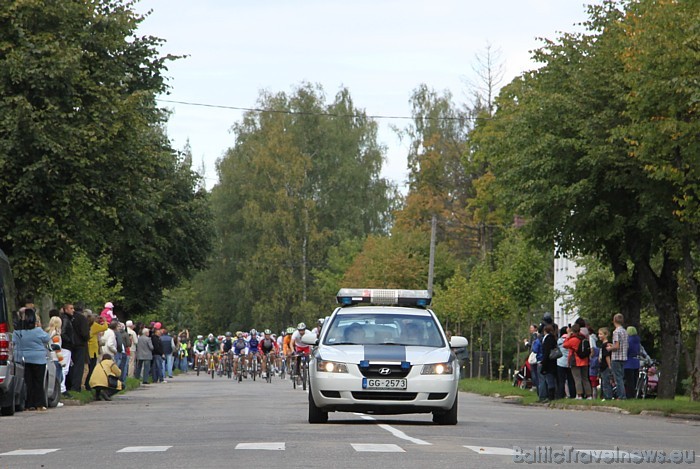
left=12, top=308, right=50, bottom=410
left=135, top=328, right=153, bottom=384
left=60, top=303, right=76, bottom=395
left=539, top=324, right=558, bottom=402
left=160, top=328, right=175, bottom=379
left=86, top=313, right=108, bottom=391
left=151, top=327, right=164, bottom=383
left=563, top=323, right=592, bottom=399
left=125, top=321, right=138, bottom=378
left=598, top=327, right=613, bottom=400
left=624, top=326, right=642, bottom=398
left=606, top=313, right=628, bottom=400
left=67, top=302, right=90, bottom=392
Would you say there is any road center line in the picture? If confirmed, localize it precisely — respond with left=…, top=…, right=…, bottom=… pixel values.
left=353, top=413, right=432, bottom=445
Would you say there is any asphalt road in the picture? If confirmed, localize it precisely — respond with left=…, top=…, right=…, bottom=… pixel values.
left=2, top=372, right=699, bottom=468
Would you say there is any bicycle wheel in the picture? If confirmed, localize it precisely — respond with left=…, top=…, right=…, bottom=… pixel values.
left=266, top=356, right=272, bottom=383
left=227, top=356, right=233, bottom=379
left=196, top=357, right=200, bottom=376
left=292, top=358, right=297, bottom=389
left=252, top=357, right=257, bottom=381
left=636, top=374, right=647, bottom=399
left=210, top=358, right=215, bottom=379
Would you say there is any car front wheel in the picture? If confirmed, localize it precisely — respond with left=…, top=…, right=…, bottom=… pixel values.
left=308, top=383, right=328, bottom=424
left=432, top=394, right=458, bottom=425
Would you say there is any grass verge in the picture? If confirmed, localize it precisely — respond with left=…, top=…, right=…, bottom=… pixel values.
left=459, top=378, right=700, bottom=415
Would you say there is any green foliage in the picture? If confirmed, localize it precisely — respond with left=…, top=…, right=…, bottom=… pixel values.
left=0, top=1, right=213, bottom=314
left=48, top=249, right=123, bottom=312
left=196, top=83, right=397, bottom=332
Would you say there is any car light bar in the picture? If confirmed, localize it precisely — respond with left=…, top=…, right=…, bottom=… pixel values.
left=336, top=288, right=431, bottom=307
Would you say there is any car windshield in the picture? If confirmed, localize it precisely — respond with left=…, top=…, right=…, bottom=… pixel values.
left=323, top=312, right=445, bottom=347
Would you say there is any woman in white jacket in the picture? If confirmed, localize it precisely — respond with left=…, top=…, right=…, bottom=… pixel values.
left=101, top=320, right=118, bottom=357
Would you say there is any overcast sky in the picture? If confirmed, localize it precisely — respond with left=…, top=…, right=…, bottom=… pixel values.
left=134, top=0, right=599, bottom=190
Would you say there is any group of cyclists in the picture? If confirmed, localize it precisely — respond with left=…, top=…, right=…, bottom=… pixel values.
left=189, top=320, right=319, bottom=384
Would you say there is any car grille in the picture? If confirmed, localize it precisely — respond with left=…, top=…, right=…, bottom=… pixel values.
left=352, top=391, right=417, bottom=401
left=359, top=364, right=411, bottom=379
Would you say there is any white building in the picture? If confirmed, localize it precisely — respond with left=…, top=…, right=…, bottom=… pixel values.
left=553, top=255, right=584, bottom=327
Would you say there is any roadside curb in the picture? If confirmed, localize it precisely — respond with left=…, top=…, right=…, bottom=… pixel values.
left=60, top=399, right=85, bottom=406
left=476, top=392, right=700, bottom=421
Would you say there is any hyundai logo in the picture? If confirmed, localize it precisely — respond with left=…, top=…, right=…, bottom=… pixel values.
left=378, top=368, right=392, bottom=375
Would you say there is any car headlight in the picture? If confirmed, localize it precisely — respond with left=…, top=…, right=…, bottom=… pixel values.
left=421, top=362, right=454, bottom=375
left=317, top=360, right=348, bottom=373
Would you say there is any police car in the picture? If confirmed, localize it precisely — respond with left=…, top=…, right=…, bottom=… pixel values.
left=302, top=288, right=468, bottom=425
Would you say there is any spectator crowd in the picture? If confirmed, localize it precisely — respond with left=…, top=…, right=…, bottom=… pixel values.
left=524, top=312, right=653, bottom=403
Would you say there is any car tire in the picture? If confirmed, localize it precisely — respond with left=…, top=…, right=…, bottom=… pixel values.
left=432, top=394, right=458, bottom=425
left=48, top=375, right=61, bottom=408
left=308, top=383, right=328, bottom=424
left=0, top=381, right=16, bottom=416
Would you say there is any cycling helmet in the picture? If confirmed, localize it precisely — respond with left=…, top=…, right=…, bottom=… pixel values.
left=208, top=333, right=214, bottom=339
left=236, top=331, right=243, bottom=338
left=197, top=335, right=203, bottom=340
left=250, top=328, right=257, bottom=336
left=286, top=327, right=295, bottom=334
left=225, top=331, right=232, bottom=337
left=297, top=322, right=306, bottom=330
left=317, top=317, right=324, bottom=325
left=264, top=329, right=271, bottom=335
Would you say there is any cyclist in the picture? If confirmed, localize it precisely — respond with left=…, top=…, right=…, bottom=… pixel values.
left=232, top=332, right=248, bottom=377
left=205, top=333, right=220, bottom=371
left=291, top=322, right=311, bottom=380
left=247, top=329, right=261, bottom=376
left=282, top=327, right=294, bottom=375
left=312, top=317, right=324, bottom=336
left=221, top=331, right=234, bottom=373
left=260, top=329, right=277, bottom=378
left=193, top=335, right=206, bottom=370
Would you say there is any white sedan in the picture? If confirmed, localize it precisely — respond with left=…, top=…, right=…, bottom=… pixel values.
left=303, top=289, right=468, bottom=425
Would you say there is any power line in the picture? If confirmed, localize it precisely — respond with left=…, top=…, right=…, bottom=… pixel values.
left=157, top=98, right=486, bottom=122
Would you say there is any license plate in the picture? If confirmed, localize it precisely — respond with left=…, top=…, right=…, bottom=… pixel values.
left=362, top=378, right=407, bottom=390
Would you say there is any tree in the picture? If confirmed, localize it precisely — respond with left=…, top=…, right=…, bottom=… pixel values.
left=0, top=1, right=210, bottom=314
left=201, top=83, right=397, bottom=332
left=483, top=0, right=692, bottom=397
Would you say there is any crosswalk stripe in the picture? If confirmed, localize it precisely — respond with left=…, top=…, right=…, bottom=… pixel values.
left=0, top=449, right=60, bottom=456
left=352, top=443, right=405, bottom=453
left=235, top=443, right=285, bottom=451
left=117, top=446, right=172, bottom=453
left=464, top=446, right=516, bottom=455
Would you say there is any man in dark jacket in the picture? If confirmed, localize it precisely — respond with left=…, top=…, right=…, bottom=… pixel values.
left=67, top=302, right=90, bottom=392
left=539, top=324, right=558, bottom=402
left=150, top=327, right=164, bottom=383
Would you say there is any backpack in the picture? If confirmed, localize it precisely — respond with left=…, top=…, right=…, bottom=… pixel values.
left=576, top=337, right=591, bottom=359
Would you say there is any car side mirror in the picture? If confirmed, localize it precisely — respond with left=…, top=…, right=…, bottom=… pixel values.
left=450, top=336, right=468, bottom=348
left=301, top=333, right=318, bottom=346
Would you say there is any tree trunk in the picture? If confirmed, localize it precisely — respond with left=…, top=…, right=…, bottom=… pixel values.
left=609, top=254, right=642, bottom=328
left=499, top=322, right=504, bottom=381
left=638, top=256, right=681, bottom=399
left=682, top=242, right=700, bottom=401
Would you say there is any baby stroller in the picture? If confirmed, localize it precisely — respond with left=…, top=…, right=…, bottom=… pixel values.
left=513, top=359, right=533, bottom=389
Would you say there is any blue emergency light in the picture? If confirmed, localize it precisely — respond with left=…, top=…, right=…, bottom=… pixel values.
left=336, top=288, right=432, bottom=308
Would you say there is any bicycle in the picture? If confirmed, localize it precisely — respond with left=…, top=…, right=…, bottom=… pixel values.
left=208, top=353, right=217, bottom=380
left=249, top=353, right=261, bottom=381
left=635, top=358, right=659, bottom=399
left=224, top=351, right=233, bottom=379
left=194, top=353, right=205, bottom=376
left=234, top=354, right=246, bottom=383
left=264, top=352, right=274, bottom=383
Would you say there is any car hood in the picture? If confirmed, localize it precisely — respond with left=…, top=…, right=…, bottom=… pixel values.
left=318, top=344, right=451, bottom=365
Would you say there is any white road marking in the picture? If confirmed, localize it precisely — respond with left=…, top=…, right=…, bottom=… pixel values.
left=0, top=449, right=60, bottom=456
left=377, top=424, right=432, bottom=445
left=353, top=413, right=432, bottom=445
left=117, top=446, right=172, bottom=453
left=464, top=446, right=516, bottom=455
left=235, top=442, right=285, bottom=451
left=352, top=443, right=405, bottom=453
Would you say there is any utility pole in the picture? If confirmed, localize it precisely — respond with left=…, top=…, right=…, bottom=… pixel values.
left=427, top=214, right=437, bottom=296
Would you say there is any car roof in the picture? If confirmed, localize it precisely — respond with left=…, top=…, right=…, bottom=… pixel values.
left=335, top=306, right=433, bottom=317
